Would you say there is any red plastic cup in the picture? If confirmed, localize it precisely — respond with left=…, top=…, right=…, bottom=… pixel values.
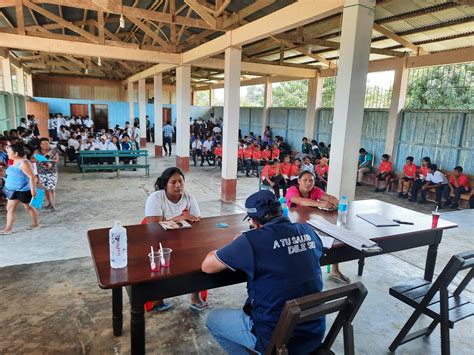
left=161, top=248, right=173, bottom=268
left=148, top=252, right=161, bottom=272
left=431, top=211, right=441, bottom=228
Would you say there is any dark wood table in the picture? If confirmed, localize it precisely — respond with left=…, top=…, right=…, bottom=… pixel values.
left=87, top=199, right=457, bottom=355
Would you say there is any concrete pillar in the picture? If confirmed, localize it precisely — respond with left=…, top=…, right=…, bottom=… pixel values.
left=138, top=78, right=147, bottom=147
left=262, top=76, right=272, bottom=135
left=304, top=75, right=323, bottom=139
left=16, top=67, right=25, bottom=95
left=221, top=46, right=242, bottom=202
left=127, top=81, right=134, bottom=125
left=26, top=73, right=33, bottom=97
left=326, top=0, right=376, bottom=202
left=1, top=52, right=16, bottom=129
left=154, top=73, right=163, bottom=157
left=175, top=65, right=191, bottom=172
left=385, top=59, right=408, bottom=160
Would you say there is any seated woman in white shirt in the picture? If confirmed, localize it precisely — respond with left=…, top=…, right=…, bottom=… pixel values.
left=145, top=167, right=205, bottom=312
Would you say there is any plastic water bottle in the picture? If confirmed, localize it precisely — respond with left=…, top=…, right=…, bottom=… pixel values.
left=337, top=196, right=348, bottom=227
left=109, top=221, right=128, bottom=269
left=279, top=197, right=289, bottom=217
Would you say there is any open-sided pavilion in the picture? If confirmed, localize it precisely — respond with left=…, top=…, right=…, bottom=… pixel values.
left=0, top=0, right=473, bottom=202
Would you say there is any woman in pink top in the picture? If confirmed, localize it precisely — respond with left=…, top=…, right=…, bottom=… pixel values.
left=286, top=170, right=338, bottom=210
left=286, top=170, right=351, bottom=284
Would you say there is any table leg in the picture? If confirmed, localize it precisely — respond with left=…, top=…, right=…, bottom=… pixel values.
left=424, top=230, right=443, bottom=282
left=112, top=287, right=123, bottom=336
left=130, top=286, right=145, bottom=355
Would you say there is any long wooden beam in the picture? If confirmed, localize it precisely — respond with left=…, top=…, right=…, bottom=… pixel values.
left=23, top=0, right=99, bottom=43
left=24, top=0, right=219, bottom=30
left=182, top=1, right=344, bottom=64
left=373, top=23, right=428, bottom=55
left=0, top=32, right=181, bottom=63
left=184, top=0, right=217, bottom=29
left=16, top=0, right=25, bottom=35
left=126, top=16, right=171, bottom=50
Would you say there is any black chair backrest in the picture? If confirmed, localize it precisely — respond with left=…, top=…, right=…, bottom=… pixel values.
left=419, top=250, right=474, bottom=308
left=266, top=282, right=368, bottom=355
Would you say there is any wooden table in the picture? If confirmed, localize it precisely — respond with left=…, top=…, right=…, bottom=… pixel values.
left=87, top=199, right=457, bottom=355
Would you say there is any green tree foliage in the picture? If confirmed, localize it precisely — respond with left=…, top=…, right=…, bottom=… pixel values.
left=406, top=63, right=473, bottom=109
left=272, top=80, right=308, bottom=107
left=194, top=90, right=210, bottom=106
left=241, top=85, right=264, bottom=107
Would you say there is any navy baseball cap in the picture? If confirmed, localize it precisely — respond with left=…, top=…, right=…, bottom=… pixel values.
left=243, top=190, right=280, bottom=220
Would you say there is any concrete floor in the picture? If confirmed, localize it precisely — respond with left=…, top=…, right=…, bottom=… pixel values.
left=0, top=143, right=472, bottom=354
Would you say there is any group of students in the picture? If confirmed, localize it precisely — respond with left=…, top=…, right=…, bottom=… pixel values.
left=48, top=113, right=94, bottom=141
left=357, top=148, right=472, bottom=209
left=143, top=165, right=349, bottom=352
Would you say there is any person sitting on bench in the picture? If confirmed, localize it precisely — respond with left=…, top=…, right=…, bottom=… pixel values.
left=202, top=190, right=325, bottom=354
left=420, top=163, right=449, bottom=208
left=356, top=148, right=372, bottom=186
left=261, top=159, right=286, bottom=198
left=409, top=156, right=431, bottom=203
left=398, top=156, right=417, bottom=199
left=374, top=154, right=393, bottom=192
left=448, top=166, right=471, bottom=209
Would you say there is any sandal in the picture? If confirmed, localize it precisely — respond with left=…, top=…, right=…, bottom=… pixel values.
left=0, top=230, right=12, bottom=235
left=26, top=225, right=41, bottom=231
left=189, top=301, right=210, bottom=312
left=153, top=303, right=173, bottom=313
left=328, top=273, right=351, bottom=284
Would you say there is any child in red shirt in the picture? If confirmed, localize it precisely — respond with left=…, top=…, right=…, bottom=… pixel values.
left=261, top=159, right=286, bottom=198
left=398, top=156, right=417, bottom=198
left=279, top=155, right=292, bottom=187
left=214, top=143, right=223, bottom=167
left=243, top=144, right=254, bottom=177
left=315, top=157, right=329, bottom=189
left=271, top=143, right=280, bottom=161
left=251, top=145, right=262, bottom=173
left=448, top=166, right=471, bottom=208
left=261, top=145, right=272, bottom=164
left=375, top=154, right=393, bottom=192
left=289, top=157, right=301, bottom=186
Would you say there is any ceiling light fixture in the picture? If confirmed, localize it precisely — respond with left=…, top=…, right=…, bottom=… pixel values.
left=85, top=67, right=89, bottom=74
left=98, top=57, right=102, bottom=66
left=120, top=14, right=125, bottom=28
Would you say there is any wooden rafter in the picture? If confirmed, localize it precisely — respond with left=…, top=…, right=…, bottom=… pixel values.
left=16, top=0, right=25, bottom=35
left=23, top=0, right=99, bottom=43
left=222, top=0, right=276, bottom=29
left=25, top=0, right=220, bottom=30
left=97, top=10, right=105, bottom=44
left=184, top=0, right=216, bottom=29
left=274, top=37, right=336, bottom=68
left=373, top=23, right=428, bottom=55
left=126, top=16, right=171, bottom=50
left=170, top=0, right=177, bottom=48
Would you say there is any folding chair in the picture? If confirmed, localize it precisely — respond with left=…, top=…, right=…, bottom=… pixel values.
left=266, top=282, right=368, bottom=355
left=389, top=250, right=474, bottom=355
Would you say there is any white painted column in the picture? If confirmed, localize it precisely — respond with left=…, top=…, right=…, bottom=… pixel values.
left=262, top=76, right=272, bottom=134
left=26, top=73, right=33, bottom=97
left=138, top=78, right=147, bottom=147
left=1, top=52, right=16, bottom=129
left=208, top=89, right=212, bottom=107
left=153, top=73, right=164, bottom=157
left=326, top=0, right=376, bottom=201
left=304, top=75, right=323, bottom=139
left=175, top=65, right=191, bottom=172
left=127, top=81, right=134, bottom=124
left=385, top=58, right=408, bottom=160
left=16, top=67, right=25, bottom=96
left=221, top=46, right=242, bottom=202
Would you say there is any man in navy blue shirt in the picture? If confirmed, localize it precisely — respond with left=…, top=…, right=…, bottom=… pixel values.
left=202, top=190, right=325, bottom=354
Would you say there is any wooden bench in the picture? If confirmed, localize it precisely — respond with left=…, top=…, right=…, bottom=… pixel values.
left=361, top=168, right=473, bottom=208
left=389, top=250, right=474, bottom=354
left=266, top=282, right=368, bottom=355
left=79, top=150, right=150, bottom=178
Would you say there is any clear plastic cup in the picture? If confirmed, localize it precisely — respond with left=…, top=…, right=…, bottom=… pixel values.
left=431, top=211, right=441, bottom=228
left=148, top=252, right=161, bottom=272
left=161, top=248, right=173, bottom=268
